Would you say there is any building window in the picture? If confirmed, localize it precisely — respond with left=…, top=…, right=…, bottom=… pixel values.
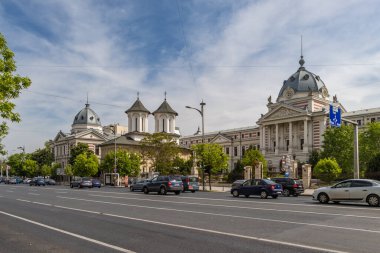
left=208, top=138, right=211, bottom=142
left=234, top=147, right=238, bottom=156
left=95, top=146, right=100, bottom=155
left=301, top=139, right=304, bottom=150
left=371, top=118, right=376, bottom=123
left=257, top=145, right=260, bottom=150
left=257, top=132, right=260, bottom=136
left=226, top=147, right=230, bottom=155
left=135, top=118, right=138, bottom=131
left=357, top=120, right=362, bottom=126
left=249, top=133, right=252, bottom=137
left=162, top=119, right=165, bottom=132
left=234, top=135, right=237, bottom=139
left=273, top=141, right=276, bottom=152
left=286, top=140, right=289, bottom=151
left=242, top=146, right=246, bottom=156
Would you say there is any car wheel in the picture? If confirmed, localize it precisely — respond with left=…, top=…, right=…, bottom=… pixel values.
left=143, top=187, right=149, bottom=194
left=272, top=195, right=278, bottom=199
left=159, top=186, right=167, bottom=195
left=182, top=190, right=186, bottom=193
left=175, top=191, right=180, bottom=195
left=245, top=195, right=249, bottom=198
left=318, top=193, right=329, bottom=204
left=293, top=194, right=299, bottom=197
left=130, top=187, right=134, bottom=192
left=260, top=191, right=268, bottom=199
left=333, top=201, right=340, bottom=204
left=367, top=194, right=380, bottom=207
left=191, top=190, right=195, bottom=193
left=70, top=184, right=73, bottom=188
left=232, top=189, right=239, bottom=197
left=282, top=189, right=290, bottom=197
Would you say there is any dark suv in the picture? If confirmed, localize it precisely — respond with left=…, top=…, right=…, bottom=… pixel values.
left=231, top=179, right=283, bottom=199
left=143, top=175, right=183, bottom=195
left=272, top=177, right=304, bottom=197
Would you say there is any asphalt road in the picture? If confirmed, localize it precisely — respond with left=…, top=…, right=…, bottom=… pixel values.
left=0, top=184, right=379, bottom=253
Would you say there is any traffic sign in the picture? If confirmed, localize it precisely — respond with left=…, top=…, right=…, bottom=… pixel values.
left=329, top=104, right=341, bottom=127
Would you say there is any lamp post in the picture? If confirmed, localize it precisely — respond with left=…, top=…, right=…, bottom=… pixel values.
left=186, top=100, right=206, bottom=190
left=17, top=146, right=25, bottom=178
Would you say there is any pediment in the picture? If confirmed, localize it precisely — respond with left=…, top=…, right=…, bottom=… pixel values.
left=210, top=133, right=231, bottom=144
left=75, top=130, right=107, bottom=141
left=260, top=104, right=307, bottom=122
left=53, top=131, right=67, bottom=142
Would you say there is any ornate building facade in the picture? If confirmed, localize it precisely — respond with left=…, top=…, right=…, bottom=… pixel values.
left=180, top=55, right=380, bottom=172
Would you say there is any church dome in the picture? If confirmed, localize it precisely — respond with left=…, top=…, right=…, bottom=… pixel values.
left=277, top=56, right=328, bottom=101
left=72, top=103, right=101, bottom=126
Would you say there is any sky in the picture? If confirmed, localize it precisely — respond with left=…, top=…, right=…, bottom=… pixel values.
left=1, top=0, right=380, bottom=156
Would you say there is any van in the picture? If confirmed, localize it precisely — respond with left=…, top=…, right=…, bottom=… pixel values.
left=181, top=176, right=199, bottom=193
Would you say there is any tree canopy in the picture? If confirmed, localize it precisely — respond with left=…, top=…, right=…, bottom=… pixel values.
left=313, top=158, right=342, bottom=183
left=30, top=141, right=53, bottom=167
left=101, top=150, right=141, bottom=177
left=69, top=143, right=93, bottom=165
left=140, top=133, right=180, bottom=175
left=321, top=125, right=354, bottom=178
left=72, top=152, right=99, bottom=177
left=359, top=122, right=380, bottom=171
left=0, top=33, right=32, bottom=155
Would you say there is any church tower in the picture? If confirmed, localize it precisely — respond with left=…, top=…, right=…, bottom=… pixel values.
left=125, top=93, right=150, bottom=141
left=153, top=93, right=178, bottom=134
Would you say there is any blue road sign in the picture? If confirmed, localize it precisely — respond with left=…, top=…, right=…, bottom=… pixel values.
left=329, top=104, right=341, bottom=127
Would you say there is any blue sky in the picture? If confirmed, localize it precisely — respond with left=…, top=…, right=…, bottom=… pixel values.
left=2, top=0, right=380, bottom=155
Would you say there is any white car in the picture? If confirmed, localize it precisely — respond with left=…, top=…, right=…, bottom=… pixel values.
left=312, top=179, right=380, bottom=207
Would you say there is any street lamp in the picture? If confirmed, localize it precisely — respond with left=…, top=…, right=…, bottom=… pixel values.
left=186, top=100, right=206, bottom=190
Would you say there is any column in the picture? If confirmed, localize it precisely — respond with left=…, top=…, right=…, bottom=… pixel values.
left=303, top=120, right=308, bottom=153
left=261, top=126, right=265, bottom=154
left=275, top=123, right=279, bottom=155
left=289, top=122, right=293, bottom=153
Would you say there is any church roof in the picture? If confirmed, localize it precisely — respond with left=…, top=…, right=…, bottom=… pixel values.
left=125, top=98, right=150, bottom=114
left=72, top=103, right=101, bottom=126
left=153, top=99, right=178, bottom=116
left=277, top=56, right=327, bottom=101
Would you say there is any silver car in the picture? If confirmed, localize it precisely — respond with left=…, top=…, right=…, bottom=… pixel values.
left=312, top=179, right=380, bottom=207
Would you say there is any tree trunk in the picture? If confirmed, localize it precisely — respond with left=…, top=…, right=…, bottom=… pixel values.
left=209, top=171, right=212, bottom=191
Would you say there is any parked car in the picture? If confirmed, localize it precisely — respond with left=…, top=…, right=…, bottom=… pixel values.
left=130, top=179, right=149, bottom=192
left=91, top=179, right=101, bottom=188
left=231, top=179, right=283, bottom=199
left=181, top=175, right=199, bottom=193
left=312, top=179, right=380, bottom=207
left=272, top=177, right=304, bottom=197
left=142, top=175, right=183, bottom=195
left=70, top=177, right=93, bottom=188
left=23, top=178, right=32, bottom=184
left=9, top=177, right=23, bottom=184
left=0, top=177, right=6, bottom=183
left=30, top=177, right=46, bottom=186
left=45, top=178, right=56, bottom=185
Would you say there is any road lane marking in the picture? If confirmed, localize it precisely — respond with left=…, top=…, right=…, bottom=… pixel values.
left=89, top=194, right=380, bottom=220
left=0, top=208, right=135, bottom=253
left=16, top=198, right=348, bottom=253
left=28, top=193, right=40, bottom=196
left=6, top=190, right=13, bottom=193
left=56, top=196, right=380, bottom=234
left=56, top=192, right=68, bottom=194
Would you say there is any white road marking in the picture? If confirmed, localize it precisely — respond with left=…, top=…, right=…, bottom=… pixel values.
left=6, top=190, right=13, bottom=193
left=16, top=198, right=348, bottom=253
left=57, top=196, right=380, bottom=234
left=89, top=194, right=380, bottom=220
left=28, top=193, right=40, bottom=196
left=56, top=192, right=68, bottom=194
left=0, top=208, right=135, bottom=253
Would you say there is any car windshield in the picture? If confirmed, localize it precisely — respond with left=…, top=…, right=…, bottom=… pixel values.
left=169, top=176, right=182, bottom=181
left=82, top=177, right=91, bottom=181
left=371, top=180, right=380, bottom=185
left=263, top=179, right=276, bottom=184
left=188, top=177, right=198, bottom=182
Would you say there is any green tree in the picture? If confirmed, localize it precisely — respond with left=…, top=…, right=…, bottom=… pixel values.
left=359, top=122, right=380, bottom=171
left=227, top=159, right=244, bottom=183
left=39, top=164, right=52, bottom=178
left=30, top=141, right=53, bottom=167
left=101, top=150, right=141, bottom=177
left=172, top=156, right=192, bottom=175
left=140, top=133, right=180, bottom=175
left=22, top=159, right=38, bottom=177
left=321, top=125, right=354, bottom=178
left=366, top=153, right=380, bottom=179
left=313, top=158, right=342, bottom=183
left=69, top=143, right=93, bottom=165
left=64, top=164, right=73, bottom=176
left=308, top=150, right=320, bottom=169
left=6, top=153, right=24, bottom=176
left=72, top=153, right=98, bottom=177
left=193, top=143, right=228, bottom=190
left=242, top=148, right=267, bottom=177
left=0, top=33, right=32, bottom=155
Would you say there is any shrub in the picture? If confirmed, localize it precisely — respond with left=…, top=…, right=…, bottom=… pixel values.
left=313, top=158, right=342, bottom=183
